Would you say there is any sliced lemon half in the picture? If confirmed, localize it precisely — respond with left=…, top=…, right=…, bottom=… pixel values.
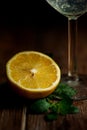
left=6, top=51, right=61, bottom=99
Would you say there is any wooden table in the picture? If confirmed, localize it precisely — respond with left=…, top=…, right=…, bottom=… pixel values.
left=0, top=81, right=87, bottom=130
left=0, top=13, right=87, bottom=130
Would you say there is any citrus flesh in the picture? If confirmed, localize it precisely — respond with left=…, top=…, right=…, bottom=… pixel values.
left=6, top=51, right=61, bottom=99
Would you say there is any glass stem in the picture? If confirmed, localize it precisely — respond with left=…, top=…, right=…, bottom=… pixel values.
left=68, top=19, right=78, bottom=80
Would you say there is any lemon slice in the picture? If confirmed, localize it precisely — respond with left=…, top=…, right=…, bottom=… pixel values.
left=6, top=51, right=61, bottom=99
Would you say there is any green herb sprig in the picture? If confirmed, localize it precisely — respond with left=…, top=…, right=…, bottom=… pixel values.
left=30, top=83, right=79, bottom=121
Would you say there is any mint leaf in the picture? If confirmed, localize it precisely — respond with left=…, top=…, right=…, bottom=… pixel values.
left=30, top=99, right=50, bottom=113
left=57, top=98, right=73, bottom=115
left=45, top=113, right=58, bottom=121
left=69, top=105, right=79, bottom=114
left=50, top=102, right=59, bottom=113
left=29, top=83, right=79, bottom=121
left=54, top=83, right=77, bottom=98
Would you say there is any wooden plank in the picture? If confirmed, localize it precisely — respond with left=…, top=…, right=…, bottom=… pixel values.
left=26, top=100, right=87, bottom=130
left=21, top=107, right=27, bottom=130
left=64, top=100, right=87, bottom=130
left=0, top=108, right=24, bottom=130
left=26, top=114, right=65, bottom=130
left=0, top=82, right=27, bottom=130
left=0, top=25, right=87, bottom=130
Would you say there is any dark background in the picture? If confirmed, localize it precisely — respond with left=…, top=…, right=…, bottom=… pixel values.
left=0, top=0, right=87, bottom=28
left=0, top=0, right=87, bottom=82
left=0, top=0, right=67, bottom=28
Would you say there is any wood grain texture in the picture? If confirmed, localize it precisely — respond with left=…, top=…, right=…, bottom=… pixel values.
left=26, top=101, right=87, bottom=130
left=0, top=13, right=87, bottom=129
left=0, top=109, right=23, bottom=130
left=0, top=82, right=27, bottom=130
left=1, top=82, right=87, bottom=130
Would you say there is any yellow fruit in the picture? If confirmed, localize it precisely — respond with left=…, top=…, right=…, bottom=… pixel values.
left=6, top=51, right=61, bottom=99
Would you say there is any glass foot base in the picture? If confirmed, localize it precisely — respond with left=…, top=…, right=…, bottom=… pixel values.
left=61, top=74, right=87, bottom=101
